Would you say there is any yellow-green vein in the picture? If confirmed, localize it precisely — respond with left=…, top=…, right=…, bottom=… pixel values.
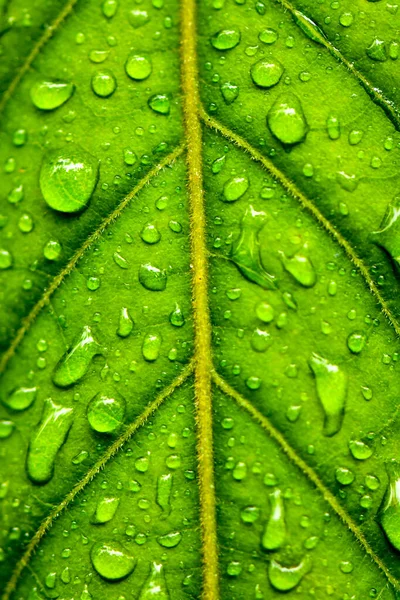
left=1, top=361, right=194, bottom=600
left=180, top=0, right=219, bottom=598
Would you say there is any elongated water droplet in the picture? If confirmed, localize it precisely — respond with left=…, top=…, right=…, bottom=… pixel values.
left=27, top=399, right=73, bottom=484
left=40, top=145, right=99, bottom=213
left=87, top=391, right=125, bottom=433
left=309, top=353, right=347, bottom=436
left=268, top=557, right=311, bottom=591
left=267, top=93, right=308, bottom=145
left=231, top=205, right=276, bottom=289
left=261, top=489, right=286, bottom=550
left=211, top=29, right=241, bottom=50
left=327, top=115, right=340, bottom=140
left=102, top=0, right=118, bottom=18
left=91, top=541, right=135, bottom=580
left=157, top=474, right=172, bottom=511
left=223, top=176, right=249, bottom=202
left=139, top=562, right=170, bottom=599
left=117, top=307, right=133, bottom=338
left=157, top=531, right=182, bottom=548
left=31, top=80, right=74, bottom=110
left=279, top=251, right=316, bottom=287
left=125, top=54, right=152, bottom=80
left=92, top=496, right=120, bottom=524
left=113, top=251, right=129, bottom=269
left=142, top=333, right=162, bottom=361
left=169, top=304, right=185, bottom=327
left=291, top=9, right=327, bottom=45
left=372, top=197, right=400, bottom=271
left=139, top=263, right=167, bottom=291
left=53, top=326, right=102, bottom=388
left=251, top=59, right=283, bottom=88
left=379, top=461, right=400, bottom=551
left=3, top=387, right=37, bottom=411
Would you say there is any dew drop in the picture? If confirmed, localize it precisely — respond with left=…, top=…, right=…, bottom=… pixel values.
left=87, top=391, right=125, bottom=433
left=366, top=39, right=387, bottom=62
left=261, top=489, right=286, bottom=550
left=156, top=474, right=172, bottom=511
left=40, top=145, right=99, bottom=213
left=91, top=70, right=117, bottom=97
left=379, top=462, right=400, bottom=551
left=0, top=249, right=12, bottom=270
left=142, top=333, right=162, bottom=361
left=138, top=562, right=170, bottom=599
left=309, top=353, right=347, bottom=437
left=279, top=251, right=316, bottom=287
left=43, top=240, right=62, bottom=261
left=251, top=59, right=283, bottom=88
left=90, top=541, right=135, bottom=580
left=92, top=496, right=120, bottom=523
left=157, top=531, right=182, bottom=548
left=169, top=304, right=185, bottom=327
left=349, top=439, right=373, bottom=461
left=347, top=332, right=366, bottom=354
left=3, top=387, right=37, bottom=411
left=268, top=557, right=311, bottom=592
left=267, top=93, right=308, bottom=145
left=141, top=223, right=161, bottom=244
left=259, top=28, right=278, bottom=44
left=102, top=0, right=118, bottom=18
left=251, top=328, right=272, bottom=353
left=231, top=205, right=276, bottom=289
left=335, top=467, right=354, bottom=486
left=117, top=307, right=133, bottom=338
left=148, top=94, right=170, bottom=115
left=211, top=29, right=241, bottom=50
left=139, top=263, right=167, bottom=291
left=52, top=326, right=102, bottom=388
left=240, top=506, right=260, bottom=523
left=372, top=197, right=400, bottom=271
left=113, top=251, right=129, bottom=269
left=0, top=420, right=15, bottom=439
left=291, top=9, right=326, bottom=45
left=125, top=54, right=152, bottom=80
left=128, top=9, right=150, bottom=28
left=220, top=82, right=239, bottom=104
left=223, top=176, right=249, bottom=202
left=31, top=80, right=74, bottom=110
left=27, top=399, right=73, bottom=484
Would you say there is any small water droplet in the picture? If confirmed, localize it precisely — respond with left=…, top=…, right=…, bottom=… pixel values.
left=141, top=223, right=161, bottom=244
left=139, top=263, right=167, bottom=291
left=267, top=93, right=308, bottom=145
left=0, top=249, right=12, bottom=270
left=309, top=353, right=347, bottom=436
left=31, top=80, right=74, bottom=110
left=129, top=9, right=150, bottom=28
left=157, top=531, right=182, bottom=548
left=169, top=304, right=185, bottom=327
left=43, top=239, right=62, bottom=261
left=251, top=328, right=272, bottom=352
left=335, top=467, right=354, bottom=485
left=0, top=420, right=15, bottom=439
left=27, top=399, right=73, bottom=483
left=102, top=0, right=118, bottom=18
left=372, top=197, right=400, bottom=271
left=347, top=332, right=366, bottom=354
left=142, top=333, right=162, bottom=361
left=211, top=29, right=241, bottom=50
left=91, top=70, right=117, bottom=97
left=125, top=54, right=152, bottom=80
left=291, top=9, right=326, bottom=45
left=366, top=38, right=387, bottom=62
left=262, top=489, right=286, bottom=550
left=148, top=94, right=170, bottom=115
left=223, top=176, right=249, bottom=202
left=259, top=28, right=278, bottom=44
left=53, top=326, right=102, bottom=388
left=87, top=391, right=125, bottom=433
left=113, top=251, right=129, bottom=269
left=251, top=59, right=283, bottom=88
left=117, top=307, right=133, bottom=338
left=90, top=541, right=135, bottom=580
left=220, top=82, right=239, bottom=104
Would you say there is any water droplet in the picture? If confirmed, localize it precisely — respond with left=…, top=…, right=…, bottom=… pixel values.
left=231, top=205, right=276, bottom=289
left=117, top=307, right=133, bottom=338
left=156, top=474, right=172, bottom=511
left=251, top=328, right=272, bottom=353
left=309, top=353, right=347, bottom=437
left=268, top=557, right=311, bottom=591
left=0, top=420, right=15, bottom=439
left=141, top=223, right=161, bottom=244
left=327, top=115, right=340, bottom=140
left=240, top=506, right=260, bottom=523
left=251, top=59, right=283, bottom=88
left=169, top=304, right=185, bottom=327
left=262, top=489, right=286, bottom=550
left=279, top=251, right=316, bottom=287
left=372, top=197, right=400, bottom=271
left=142, top=333, right=162, bottom=361
left=3, top=387, right=37, bottom=411
left=379, top=462, right=400, bottom=551
left=31, top=80, right=74, bottom=110
left=91, top=70, right=117, bottom=97
left=18, top=213, right=33, bottom=234
left=291, top=9, right=326, bottom=45
left=92, top=496, right=120, bottom=523
left=347, top=332, right=366, bottom=354
left=366, top=39, right=387, bottom=62
left=125, top=54, right=152, bottom=80
left=87, top=391, right=125, bottom=433
left=212, top=155, right=226, bottom=174
left=148, top=94, right=170, bottom=115
left=220, top=82, right=239, bottom=104
left=0, top=249, right=12, bottom=270
left=335, top=467, right=354, bottom=485
left=53, top=326, right=102, bottom=388
left=349, top=439, right=373, bottom=460
left=233, top=461, right=247, bottom=480
left=128, top=9, right=150, bottom=28
left=40, top=145, right=99, bottom=213
left=259, top=28, right=278, bottom=44
left=102, top=0, right=118, bottom=18
left=113, top=251, right=129, bottom=269
left=8, top=184, right=24, bottom=204
left=27, top=399, right=73, bottom=484
left=138, top=562, right=170, bottom=599
left=91, top=541, right=135, bottom=580
left=139, top=263, right=167, bottom=291
left=211, top=29, right=241, bottom=50
left=267, top=93, right=308, bottom=145
left=223, top=176, right=249, bottom=202
left=43, top=240, right=62, bottom=261
left=157, top=531, right=182, bottom=548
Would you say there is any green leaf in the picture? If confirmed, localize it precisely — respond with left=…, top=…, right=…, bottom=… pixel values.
left=1, top=0, right=400, bottom=598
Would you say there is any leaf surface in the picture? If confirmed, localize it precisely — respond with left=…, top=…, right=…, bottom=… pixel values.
left=1, top=0, right=400, bottom=598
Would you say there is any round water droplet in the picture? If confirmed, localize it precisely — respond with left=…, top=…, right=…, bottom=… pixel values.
left=141, top=223, right=161, bottom=244
left=91, top=70, right=117, bottom=97
left=349, top=440, right=373, bottom=460
left=125, top=54, right=152, bottom=80
left=139, top=263, right=167, bottom=291
left=31, top=80, right=74, bottom=110
left=142, top=333, right=162, bottom=361
left=102, top=0, right=118, bottom=18
left=251, top=59, right=283, bottom=88
left=335, top=467, right=354, bottom=485
left=40, top=145, right=99, bottom=213
left=223, top=176, right=249, bottom=202
left=211, top=29, right=241, bottom=50
left=87, top=392, right=125, bottom=433
left=267, top=93, right=308, bottom=145
left=18, top=213, right=33, bottom=233
left=157, top=531, right=182, bottom=548
left=0, top=249, right=12, bottom=270
left=148, top=94, right=170, bottom=115
left=0, top=420, right=15, bottom=439
left=347, top=332, right=366, bottom=354
left=43, top=240, right=62, bottom=261
left=3, top=387, right=37, bottom=411
left=91, top=541, right=135, bottom=580
left=255, top=302, right=274, bottom=323
left=259, top=28, right=278, bottom=44
left=220, top=82, right=239, bottom=105
left=128, top=9, right=150, bottom=28
left=169, top=304, right=185, bottom=327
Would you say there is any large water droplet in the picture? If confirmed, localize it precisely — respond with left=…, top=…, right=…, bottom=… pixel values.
left=92, top=496, right=120, bottom=524
left=91, top=70, right=117, bottom=97
left=31, top=80, right=74, bottom=110
left=211, top=29, right=241, bottom=50
left=27, top=399, right=73, bottom=484
left=53, top=326, right=102, bottom=388
left=349, top=439, right=373, bottom=460
left=129, top=9, right=150, bottom=28
left=125, top=54, right=152, bottom=80
left=223, top=176, right=249, bottom=202
left=3, top=387, right=37, bottom=411
left=267, top=93, right=308, bottom=145
left=142, top=333, right=162, bottom=361
left=251, top=59, right=283, bottom=88
left=157, top=474, right=172, bottom=511
left=268, top=557, right=311, bottom=591
left=309, top=353, right=347, bottom=436
left=87, top=391, right=125, bottom=433
left=139, top=263, right=167, bottom=291
left=117, top=307, right=134, bottom=338
left=40, top=145, right=99, bottom=213
left=231, top=205, right=276, bottom=289
left=139, top=562, right=170, bottom=599
left=157, top=531, right=182, bottom=548
left=251, top=328, right=272, bottom=353
left=379, top=461, right=400, bottom=551
left=148, top=94, right=170, bottom=115
left=141, top=223, right=161, bottom=244
left=279, top=251, right=316, bottom=287
left=261, top=489, right=286, bottom=550
left=90, top=541, right=135, bottom=580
